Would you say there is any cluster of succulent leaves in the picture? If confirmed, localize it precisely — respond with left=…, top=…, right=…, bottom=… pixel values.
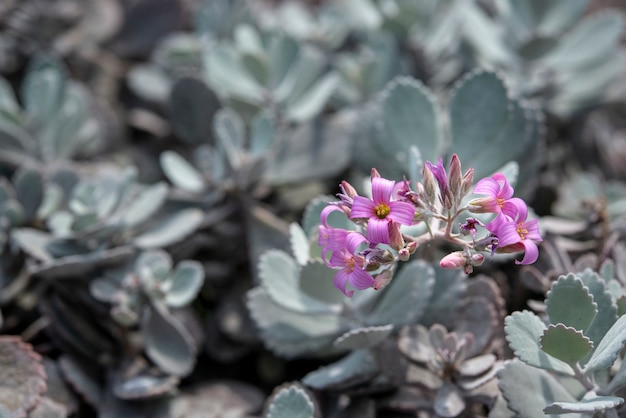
left=1, top=0, right=626, bottom=417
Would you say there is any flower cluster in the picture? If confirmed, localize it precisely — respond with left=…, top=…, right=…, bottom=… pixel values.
left=318, top=156, right=543, bottom=296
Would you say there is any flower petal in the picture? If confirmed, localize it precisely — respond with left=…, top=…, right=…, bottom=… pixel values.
left=333, top=269, right=353, bottom=297
left=388, top=201, right=415, bottom=225
left=524, top=219, right=543, bottom=242
left=502, top=197, right=527, bottom=220
left=516, top=240, right=539, bottom=265
left=496, top=221, right=521, bottom=247
left=371, top=177, right=395, bottom=205
left=349, top=266, right=375, bottom=290
left=329, top=250, right=347, bottom=268
left=473, top=177, right=500, bottom=197
left=324, top=227, right=349, bottom=250
left=345, top=232, right=367, bottom=253
left=493, top=173, right=514, bottom=199
left=366, top=218, right=390, bottom=244
left=321, top=205, right=343, bottom=227
left=350, top=196, right=375, bottom=219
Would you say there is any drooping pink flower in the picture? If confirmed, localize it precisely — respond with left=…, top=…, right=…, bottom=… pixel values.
left=318, top=205, right=349, bottom=265
left=328, top=232, right=375, bottom=296
left=350, top=177, right=415, bottom=244
left=489, top=202, right=542, bottom=265
left=470, top=173, right=522, bottom=217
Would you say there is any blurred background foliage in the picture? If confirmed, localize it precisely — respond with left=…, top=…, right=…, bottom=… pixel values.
left=2, top=0, right=626, bottom=417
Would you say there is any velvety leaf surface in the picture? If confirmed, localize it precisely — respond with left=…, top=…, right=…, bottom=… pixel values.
left=543, top=396, right=624, bottom=414
left=577, top=269, right=618, bottom=347
left=169, top=77, right=219, bottom=144
left=0, top=336, right=47, bottom=418
left=420, top=266, right=467, bottom=328
left=141, top=302, right=197, bottom=377
left=160, top=151, right=205, bottom=193
left=133, top=208, right=204, bottom=248
left=302, top=350, right=378, bottom=390
left=333, top=325, right=393, bottom=350
left=504, top=311, right=574, bottom=375
left=546, top=273, right=597, bottom=332
left=584, top=314, right=626, bottom=373
left=122, top=182, right=168, bottom=227
left=290, top=223, right=310, bottom=266
left=266, top=383, right=315, bottom=418
left=539, top=324, right=593, bottom=365
left=299, top=261, right=346, bottom=307
left=165, top=260, right=205, bottom=308
left=498, top=360, right=582, bottom=418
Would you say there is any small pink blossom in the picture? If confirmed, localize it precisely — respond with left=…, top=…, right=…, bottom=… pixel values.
left=489, top=202, right=543, bottom=265
left=328, top=232, right=374, bottom=296
left=470, top=173, right=522, bottom=217
left=318, top=205, right=349, bottom=265
left=350, top=176, right=415, bottom=244
left=440, top=251, right=466, bottom=270
left=425, top=157, right=448, bottom=195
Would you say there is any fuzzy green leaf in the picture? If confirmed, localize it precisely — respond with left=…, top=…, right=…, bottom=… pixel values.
left=420, top=266, right=467, bottom=328
left=289, top=223, right=310, bottom=266
left=367, top=260, right=435, bottom=327
left=583, top=315, right=626, bottom=373
left=205, top=44, right=264, bottom=103
left=213, top=108, right=245, bottom=169
left=286, top=73, right=339, bottom=123
left=504, top=311, right=574, bottom=375
left=165, top=261, right=205, bottom=308
left=160, top=151, right=205, bottom=193
left=543, top=396, right=624, bottom=414
left=303, top=350, right=378, bottom=390
left=540, top=324, right=593, bottom=365
left=169, top=77, right=219, bottom=145
left=299, top=261, right=345, bottom=307
left=381, top=76, right=441, bottom=166
left=546, top=273, right=597, bottom=332
left=122, top=183, right=168, bottom=227
left=133, top=208, right=204, bottom=249
left=13, top=167, right=43, bottom=221
left=266, top=384, right=315, bottom=418
left=333, top=325, right=393, bottom=350
left=577, top=269, right=618, bottom=347
left=498, top=360, right=582, bottom=418
left=249, top=111, right=275, bottom=156
left=21, top=56, right=65, bottom=127
left=142, top=301, right=196, bottom=377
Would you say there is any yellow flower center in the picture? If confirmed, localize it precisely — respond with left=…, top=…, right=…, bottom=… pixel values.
left=517, top=224, right=528, bottom=240
left=497, top=197, right=505, bottom=207
left=374, top=203, right=390, bottom=219
left=344, top=256, right=355, bottom=272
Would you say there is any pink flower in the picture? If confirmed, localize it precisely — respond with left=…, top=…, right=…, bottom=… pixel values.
left=425, top=157, right=448, bottom=195
left=470, top=173, right=522, bottom=217
left=350, top=177, right=415, bottom=244
left=328, top=232, right=375, bottom=296
left=489, top=202, right=542, bottom=265
left=318, top=205, right=349, bottom=265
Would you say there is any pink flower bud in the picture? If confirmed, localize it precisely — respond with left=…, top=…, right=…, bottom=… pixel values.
left=439, top=251, right=465, bottom=270
left=471, top=253, right=485, bottom=266
left=340, top=180, right=358, bottom=200
left=448, top=154, right=462, bottom=200
left=461, top=168, right=474, bottom=198
left=389, top=222, right=405, bottom=251
left=371, top=168, right=381, bottom=181
left=398, top=248, right=410, bottom=261
left=406, top=241, right=418, bottom=254
left=421, top=165, right=437, bottom=204
left=373, top=270, right=393, bottom=290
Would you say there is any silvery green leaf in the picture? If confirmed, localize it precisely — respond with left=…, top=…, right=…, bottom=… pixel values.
left=546, top=274, right=597, bottom=332
left=504, top=311, right=574, bottom=375
left=122, top=183, right=168, bottom=227
left=583, top=315, right=626, bottom=373
left=142, top=301, right=197, bottom=377
left=434, top=381, right=465, bottom=418
left=213, top=108, right=244, bottom=169
left=504, top=0, right=589, bottom=37
left=577, top=269, right=618, bottom=348
left=0, top=77, right=19, bottom=119
left=544, top=396, right=624, bottom=414
left=498, top=360, right=582, bottom=418
left=114, top=373, right=179, bottom=400
left=12, top=228, right=53, bottom=262
left=420, top=266, right=467, bottom=328
left=333, top=325, right=393, bottom=350
left=89, top=278, right=121, bottom=303
left=289, top=223, right=309, bottom=266
left=267, top=33, right=299, bottom=90
left=126, top=65, right=173, bottom=103
left=540, top=324, right=593, bottom=365
left=460, top=3, right=511, bottom=64
left=165, top=261, right=204, bottom=308
left=13, top=166, right=43, bottom=221
left=398, top=324, right=432, bottom=364
left=21, top=56, right=65, bottom=127
left=286, top=73, right=339, bottom=123
left=543, top=12, right=624, bottom=70
left=169, top=77, right=220, bottom=145
left=299, top=261, right=345, bottom=307
left=133, top=208, right=204, bottom=249
left=302, top=350, right=378, bottom=390
left=160, top=151, right=205, bottom=193
left=135, top=250, right=173, bottom=281
left=205, top=44, right=264, bottom=103
left=249, top=111, right=275, bottom=156
left=246, top=287, right=347, bottom=358
left=459, top=354, right=497, bottom=377
left=367, top=260, right=435, bottom=327
left=36, top=183, right=62, bottom=220
left=266, top=384, right=315, bottom=418
left=449, top=71, right=537, bottom=180
left=258, top=250, right=338, bottom=314
left=47, top=83, right=91, bottom=161
left=381, top=76, right=441, bottom=167
left=1, top=199, right=24, bottom=227
left=0, top=118, right=36, bottom=154
left=275, top=46, right=325, bottom=104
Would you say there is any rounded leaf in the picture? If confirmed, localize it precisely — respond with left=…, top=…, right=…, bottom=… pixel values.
left=165, top=261, right=205, bottom=308
left=546, top=274, right=597, bottom=332
left=122, top=182, right=169, bottom=227
left=169, top=77, right=219, bottom=144
left=160, top=151, right=205, bottom=193
left=266, top=383, right=315, bottom=418
left=133, top=208, right=204, bottom=249
left=540, top=324, right=593, bottom=365
left=333, top=325, right=393, bottom=350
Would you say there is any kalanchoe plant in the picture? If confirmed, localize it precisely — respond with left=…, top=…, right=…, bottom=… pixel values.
left=318, top=155, right=542, bottom=296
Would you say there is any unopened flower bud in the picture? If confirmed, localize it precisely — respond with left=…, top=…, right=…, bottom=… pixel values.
left=471, top=253, right=485, bottom=266
left=461, top=168, right=474, bottom=198
left=422, top=165, right=437, bottom=204
left=340, top=180, right=358, bottom=200
left=389, top=222, right=405, bottom=251
left=398, top=247, right=411, bottom=261
left=448, top=154, right=462, bottom=201
left=373, top=270, right=393, bottom=290
left=439, top=251, right=465, bottom=270
left=371, top=168, right=381, bottom=181
left=406, top=241, right=418, bottom=254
